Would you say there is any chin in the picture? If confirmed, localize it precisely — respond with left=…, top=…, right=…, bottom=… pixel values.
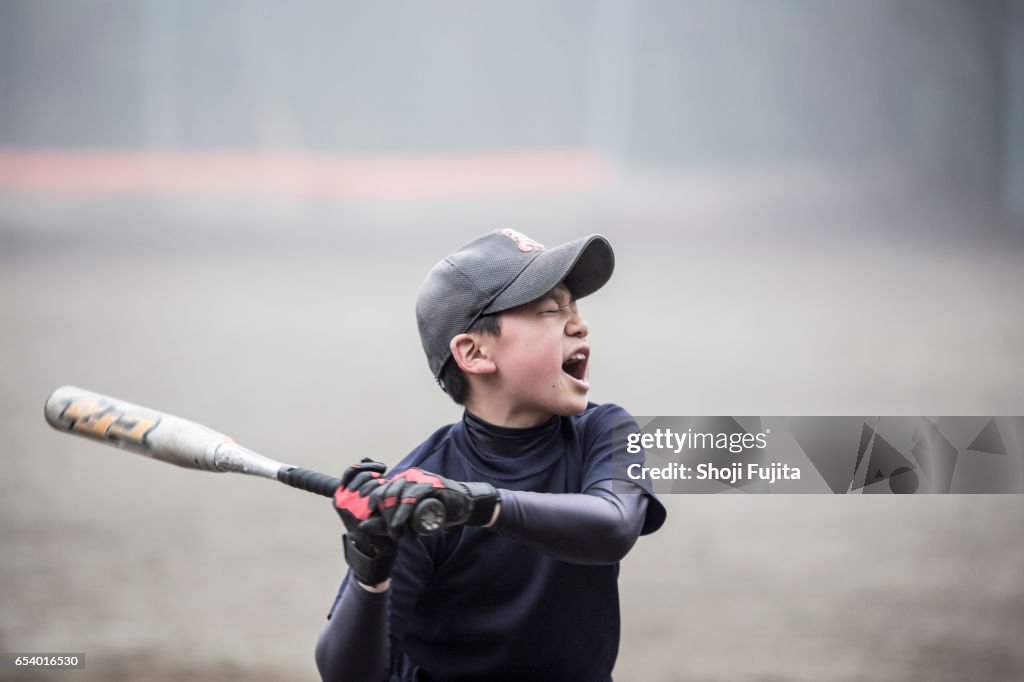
left=554, top=397, right=589, bottom=417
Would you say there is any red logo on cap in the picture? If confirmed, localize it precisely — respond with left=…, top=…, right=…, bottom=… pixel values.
left=500, top=229, right=545, bottom=253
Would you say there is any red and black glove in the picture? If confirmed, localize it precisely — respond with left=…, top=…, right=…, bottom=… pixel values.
left=333, top=458, right=396, bottom=585
left=368, top=468, right=500, bottom=541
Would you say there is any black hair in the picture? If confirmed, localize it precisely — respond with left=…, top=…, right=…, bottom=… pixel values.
left=437, top=313, right=502, bottom=405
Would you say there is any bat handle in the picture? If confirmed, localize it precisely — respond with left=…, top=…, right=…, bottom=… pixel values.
left=277, top=466, right=447, bottom=536
left=278, top=466, right=342, bottom=498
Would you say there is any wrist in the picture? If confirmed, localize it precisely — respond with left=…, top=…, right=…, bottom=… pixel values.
left=462, top=482, right=501, bottom=526
left=343, top=533, right=396, bottom=586
left=357, top=578, right=391, bottom=593
left=483, top=501, right=501, bottom=528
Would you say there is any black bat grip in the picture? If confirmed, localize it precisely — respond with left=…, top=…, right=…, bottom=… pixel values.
left=278, top=466, right=341, bottom=498
left=277, top=465, right=446, bottom=536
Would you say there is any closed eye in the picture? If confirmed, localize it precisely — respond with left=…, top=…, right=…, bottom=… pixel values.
left=534, top=289, right=576, bottom=315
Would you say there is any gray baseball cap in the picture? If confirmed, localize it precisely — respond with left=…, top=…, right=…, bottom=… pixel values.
left=416, top=229, right=615, bottom=378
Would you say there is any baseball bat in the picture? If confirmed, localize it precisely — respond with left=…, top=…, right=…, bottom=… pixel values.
left=43, top=385, right=445, bottom=535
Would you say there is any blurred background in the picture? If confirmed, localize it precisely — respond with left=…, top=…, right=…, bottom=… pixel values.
left=2, top=1, right=1023, bottom=680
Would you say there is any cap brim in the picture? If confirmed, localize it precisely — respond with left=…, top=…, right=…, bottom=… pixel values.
left=483, top=234, right=614, bottom=314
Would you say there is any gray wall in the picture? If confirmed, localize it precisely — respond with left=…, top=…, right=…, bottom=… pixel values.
left=1006, top=0, right=1024, bottom=223
left=0, top=1, right=1018, bottom=209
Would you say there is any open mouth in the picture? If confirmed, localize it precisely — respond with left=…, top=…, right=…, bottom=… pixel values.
left=561, top=350, right=589, bottom=382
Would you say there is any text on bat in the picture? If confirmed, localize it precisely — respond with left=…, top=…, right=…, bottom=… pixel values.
left=61, top=398, right=159, bottom=444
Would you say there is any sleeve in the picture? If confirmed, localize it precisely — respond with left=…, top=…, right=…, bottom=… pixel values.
left=488, top=479, right=649, bottom=565
left=316, top=512, right=438, bottom=681
left=314, top=576, right=390, bottom=682
left=579, top=404, right=667, bottom=535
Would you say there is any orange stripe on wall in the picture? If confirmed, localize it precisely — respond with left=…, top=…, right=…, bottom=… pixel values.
left=0, top=149, right=612, bottom=197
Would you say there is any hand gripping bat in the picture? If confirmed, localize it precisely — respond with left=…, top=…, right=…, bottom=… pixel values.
left=43, top=385, right=445, bottom=535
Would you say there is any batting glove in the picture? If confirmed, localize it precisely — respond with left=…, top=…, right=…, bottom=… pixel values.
left=369, top=468, right=500, bottom=541
left=333, top=458, right=397, bottom=586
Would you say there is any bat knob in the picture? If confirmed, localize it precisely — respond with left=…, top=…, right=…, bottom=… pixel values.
left=412, top=498, right=446, bottom=536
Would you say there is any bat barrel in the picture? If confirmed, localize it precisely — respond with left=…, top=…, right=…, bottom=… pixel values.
left=45, top=385, right=227, bottom=471
left=46, top=385, right=445, bottom=535
left=44, top=385, right=284, bottom=478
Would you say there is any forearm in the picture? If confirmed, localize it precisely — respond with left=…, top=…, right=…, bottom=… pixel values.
left=315, top=579, right=390, bottom=682
left=488, top=482, right=648, bottom=565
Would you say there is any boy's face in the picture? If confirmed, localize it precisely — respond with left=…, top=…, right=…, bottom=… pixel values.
left=486, top=283, right=591, bottom=423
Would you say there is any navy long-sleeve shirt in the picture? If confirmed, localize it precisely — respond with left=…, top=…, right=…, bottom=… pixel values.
left=316, top=404, right=666, bottom=682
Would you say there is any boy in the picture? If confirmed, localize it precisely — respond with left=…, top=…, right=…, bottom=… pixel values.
left=316, top=229, right=666, bottom=682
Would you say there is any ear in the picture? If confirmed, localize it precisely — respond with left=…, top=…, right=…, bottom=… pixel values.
left=450, top=333, right=497, bottom=375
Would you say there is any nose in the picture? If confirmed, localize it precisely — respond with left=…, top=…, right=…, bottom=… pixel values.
left=566, top=310, right=589, bottom=338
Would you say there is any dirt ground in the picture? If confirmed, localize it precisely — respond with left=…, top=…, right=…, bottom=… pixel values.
left=2, top=177, right=1023, bottom=680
